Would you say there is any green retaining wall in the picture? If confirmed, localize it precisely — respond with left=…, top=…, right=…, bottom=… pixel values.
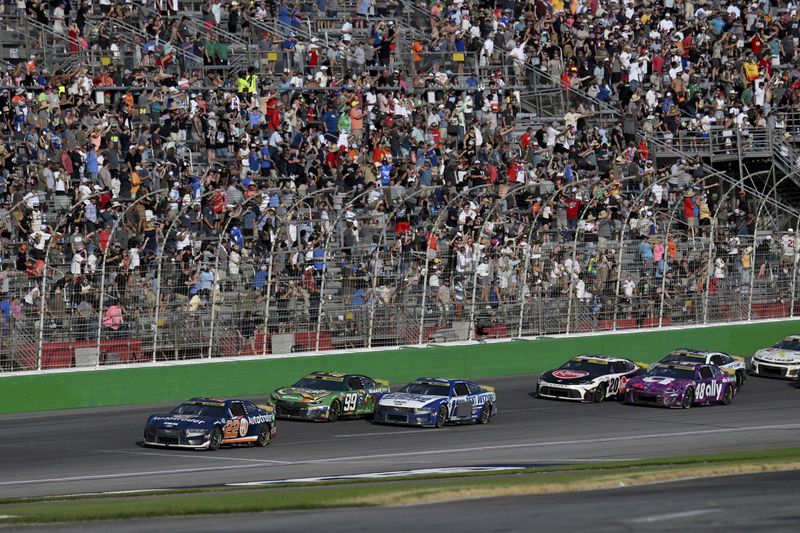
left=2, top=320, right=798, bottom=414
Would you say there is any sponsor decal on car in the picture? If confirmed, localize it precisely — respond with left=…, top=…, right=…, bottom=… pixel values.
left=552, top=370, right=589, bottom=379
left=247, top=414, right=273, bottom=425
left=149, top=416, right=207, bottom=425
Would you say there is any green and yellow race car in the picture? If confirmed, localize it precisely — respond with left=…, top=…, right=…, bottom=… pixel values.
left=271, top=371, right=391, bottom=422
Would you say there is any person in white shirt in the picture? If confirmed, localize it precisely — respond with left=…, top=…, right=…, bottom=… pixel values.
left=71, top=248, right=85, bottom=275
left=781, top=231, right=797, bottom=263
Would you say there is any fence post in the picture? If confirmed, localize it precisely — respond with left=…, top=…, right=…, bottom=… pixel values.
left=96, top=190, right=164, bottom=367
left=791, top=222, right=800, bottom=318
left=315, top=189, right=371, bottom=352
left=657, top=191, right=688, bottom=328
left=151, top=189, right=217, bottom=362
left=37, top=193, right=104, bottom=370
left=747, top=229, right=758, bottom=321
left=207, top=196, right=260, bottom=359
left=260, top=188, right=334, bottom=356
left=420, top=185, right=491, bottom=344
left=516, top=243, right=531, bottom=338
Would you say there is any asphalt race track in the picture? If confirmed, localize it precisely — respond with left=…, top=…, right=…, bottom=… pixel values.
left=27, top=470, right=800, bottom=532
left=1, top=374, right=799, bottom=501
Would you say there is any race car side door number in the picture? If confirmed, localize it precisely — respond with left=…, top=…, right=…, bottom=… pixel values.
left=343, top=393, right=358, bottom=412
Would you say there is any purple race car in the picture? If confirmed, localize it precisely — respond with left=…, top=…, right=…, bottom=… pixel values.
left=624, top=363, right=736, bottom=408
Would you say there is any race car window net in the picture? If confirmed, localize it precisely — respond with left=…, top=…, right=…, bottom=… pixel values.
left=454, top=384, right=469, bottom=396
left=230, top=403, right=246, bottom=417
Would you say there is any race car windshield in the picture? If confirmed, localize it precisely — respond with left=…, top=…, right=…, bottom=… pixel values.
left=647, top=367, right=695, bottom=380
left=400, top=383, right=451, bottom=396
left=560, top=360, right=610, bottom=374
left=170, top=403, right=228, bottom=417
left=773, top=340, right=800, bottom=351
left=662, top=352, right=705, bottom=363
left=292, top=378, right=348, bottom=391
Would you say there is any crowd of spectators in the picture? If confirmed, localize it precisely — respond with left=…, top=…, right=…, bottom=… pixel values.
left=0, top=0, right=799, bottom=368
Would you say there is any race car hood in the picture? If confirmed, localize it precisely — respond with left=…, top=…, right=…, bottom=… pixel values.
left=626, top=376, right=692, bottom=392
left=539, top=369, right=600, bottom=385
left=378, top=393, right=444, bottom=409
left=146, top=414, right=220, bottom=429
left=753, top=348, right=800, bottom=364
left=272, top=387, right=334, bottom=404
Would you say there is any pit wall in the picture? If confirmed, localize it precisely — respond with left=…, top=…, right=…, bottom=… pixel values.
left=1, top=320, right=798, bottom=414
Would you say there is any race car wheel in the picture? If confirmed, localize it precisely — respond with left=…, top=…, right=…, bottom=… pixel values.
left=434, top=405, right=448, bottom=428
left=721, top=385, right=733, bottom=405
left=328, top=401, right=341, bottom=422
left=256, top=424, right=271, bottom=446
left=681, top=388, right=694, bottom=409
left=735, top=370, right=745, bottom=390
left=593, top=384, right=607, bottom=403
left=478, top=402, right=492, bottom=424
left=208, top=427, right=223, bottom=451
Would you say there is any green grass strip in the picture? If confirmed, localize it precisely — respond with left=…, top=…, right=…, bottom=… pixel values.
left=3, top=446, right=800, bottom=524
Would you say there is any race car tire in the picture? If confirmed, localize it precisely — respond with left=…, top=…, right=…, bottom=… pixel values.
left=208, top=427, right=223, bottom=451
left=721, top=385, right=733, bottom=405
left=434, top=405, right=448, bottom=428
left=256, top=424, right=271, bottom=446
left=735, top=370, right=746, bottom=390
left=681, top=388, right=694, bottom=409
left=593, top=384, right=607, bottom=403
left=478, top=402, right=492, bottom=424
left=328, top=401, right=341, bottom=422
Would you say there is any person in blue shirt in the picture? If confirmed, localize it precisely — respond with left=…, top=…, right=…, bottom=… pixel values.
left=321, top=106, right=338, bottom=140
left=252, top=265, right=268, bottom=292
left=248, top=145, right=259, bottom=173
left=230, top=226, right=244, bottom=249
left=282, top=33, right=297, bottom=70
left=260, top=143, right=272, bottom=177
left=277, top=3, right=292, bottom=28
left=85, top=146, right=99, bottom=180
left=710, top=15, right=724, bottom=36
left=639, top=236, right=654, bottom=263
left=379, top=161, right=392, bottom=186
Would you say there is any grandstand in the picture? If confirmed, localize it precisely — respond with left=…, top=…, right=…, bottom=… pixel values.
left=0, top=0, right=799, bottom=371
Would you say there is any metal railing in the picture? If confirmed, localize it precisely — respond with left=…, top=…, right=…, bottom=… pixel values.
left=1, top=181, right=798, bottom=373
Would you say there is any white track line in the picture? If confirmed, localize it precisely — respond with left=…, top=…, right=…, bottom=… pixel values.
left=304, top=423, right=800, bottom=464
left=2, top=423, right=798, bottom=487
left=627, top=509, right=721, bottom=523
left=0, top=464, right=270, bottom=486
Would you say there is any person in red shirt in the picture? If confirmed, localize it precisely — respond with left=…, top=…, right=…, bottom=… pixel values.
left=683, top=190, right=697, bottom=239
left=566, top=195, right=581, bottom=230
left=651, top=55, right=665, bottom=76
left=520, top=127, right=532, bottom=156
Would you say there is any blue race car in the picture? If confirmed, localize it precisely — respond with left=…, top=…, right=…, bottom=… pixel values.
left=374, top=378, right=496, bottom=427
left=143, top=397, right=276, bottom=450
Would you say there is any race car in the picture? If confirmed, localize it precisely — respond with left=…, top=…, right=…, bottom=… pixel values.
left=624, top=363, right=736, bottom=408
left=657, top=348, right=747, bottom=389
left=271, top=371, right=390, bottom=422
left=535, top=355, right=646, bottom=402
left=143, top=397, right=276, bottom=450
left=374, top=378, right=496, bottom=427
left=750, top=335, right=800, bottom=379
